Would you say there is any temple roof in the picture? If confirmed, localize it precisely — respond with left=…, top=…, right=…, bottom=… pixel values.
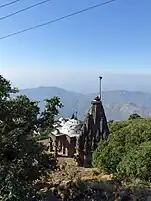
left=52, top=117, right=83, bottom=137
left=51, top=95, right=109, bottom=139
left=61, top=119, right=82, bottom=136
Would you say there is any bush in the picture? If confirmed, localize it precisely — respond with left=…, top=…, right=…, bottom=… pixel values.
left=128, top=113, right=141, bottom=120
left=117, top=141, right=151, bottom=181
left=92, top=118, right=151, bottom=181
left=34, top=128, right=51, bottom=141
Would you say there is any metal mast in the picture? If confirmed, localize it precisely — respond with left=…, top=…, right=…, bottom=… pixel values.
left=99, top=76, right=102, bottom=101
left=75, top=100, right=79, bottom=119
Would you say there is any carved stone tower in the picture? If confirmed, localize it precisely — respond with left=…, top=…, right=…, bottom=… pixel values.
left=77, top=77, right=109, bottom=167
left=89, top=96, right=109, bottom=142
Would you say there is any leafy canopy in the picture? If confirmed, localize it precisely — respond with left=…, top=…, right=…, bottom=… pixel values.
left=128, top=113, right=142, bottom=120
left=93, top=117, right=151, bottom=181
left=0, top=75, right=62, bottom=200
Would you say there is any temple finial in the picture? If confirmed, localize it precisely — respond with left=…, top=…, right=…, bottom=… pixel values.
left=71, top=113, right=75, bottom=119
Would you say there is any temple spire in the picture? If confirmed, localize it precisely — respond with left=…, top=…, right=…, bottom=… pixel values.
left=71, top=113, right=75, bottom=119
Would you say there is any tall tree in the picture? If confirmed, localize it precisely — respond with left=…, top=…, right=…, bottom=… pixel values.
left=0, top=75, right=62, bottom=200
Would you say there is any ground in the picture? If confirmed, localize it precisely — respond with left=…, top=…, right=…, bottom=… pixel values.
left=37, top=157, right=151, bottom=201
left=42, top=157, right=113, bottom=186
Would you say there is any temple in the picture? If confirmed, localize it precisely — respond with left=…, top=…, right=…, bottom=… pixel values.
left=43, top=77, right=109, bottom=167
left=48, top=77, right=109, bottom=167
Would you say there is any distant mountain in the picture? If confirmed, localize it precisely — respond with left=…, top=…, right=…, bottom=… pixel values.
left=17, top=87, right=151, bottom=121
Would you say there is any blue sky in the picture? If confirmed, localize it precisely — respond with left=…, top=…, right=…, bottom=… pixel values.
left=0, top=0, right=151, bottom=93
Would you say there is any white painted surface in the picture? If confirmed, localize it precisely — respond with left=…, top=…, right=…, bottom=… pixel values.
left=52, top=117, right=83, bottom=137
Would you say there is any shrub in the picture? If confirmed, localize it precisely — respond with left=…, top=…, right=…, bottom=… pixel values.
left=117, top=141, right=151, bottom=181
left=92, top=118, right=151, bottom=181
left=128, top=113, right=142, bottom=120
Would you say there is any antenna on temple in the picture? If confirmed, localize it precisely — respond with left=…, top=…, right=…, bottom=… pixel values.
left=99, top=76, right=102, bottom=101
left=75, top=100, right=79, bottom=119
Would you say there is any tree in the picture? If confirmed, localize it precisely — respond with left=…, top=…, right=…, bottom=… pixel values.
left=128, top=113, right=141, bottom=120
left=0, top=75, right=62, bottom=200
left=40, top=97, right=63, bottom=130
left=92, top=118, right=151, bottom=181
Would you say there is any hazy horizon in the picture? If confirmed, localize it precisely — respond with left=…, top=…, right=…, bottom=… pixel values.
left=1, top=67, right=151, bottom=94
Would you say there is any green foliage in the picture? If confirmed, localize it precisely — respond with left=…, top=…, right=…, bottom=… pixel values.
left=0, top=75, right=62, bottom=200
left=34, top=128, right=52, bottom=141
left=40, top=97, right=63, bottom=130
left=93, top=118, right=151, bottom=181
left=33, top=97, right=63, bottom=141
left=117, top=141, right=151, bottom=181
left=128, top=113, right=141, bottom=120
left=0, top=75, right=18, bottom=99
left=92, top=141, right=107, bottom=172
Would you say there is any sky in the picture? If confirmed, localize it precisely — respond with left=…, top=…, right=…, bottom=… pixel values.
left=0, top=0, right=151, bottom=93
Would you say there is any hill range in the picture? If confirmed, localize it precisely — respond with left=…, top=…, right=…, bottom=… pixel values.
left=17, top=87, right=151, bottom=121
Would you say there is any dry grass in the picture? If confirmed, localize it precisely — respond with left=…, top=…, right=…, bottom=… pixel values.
left=37, top=157, right=151, bottom=201
left=41, top=157, right=114, bottom=188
